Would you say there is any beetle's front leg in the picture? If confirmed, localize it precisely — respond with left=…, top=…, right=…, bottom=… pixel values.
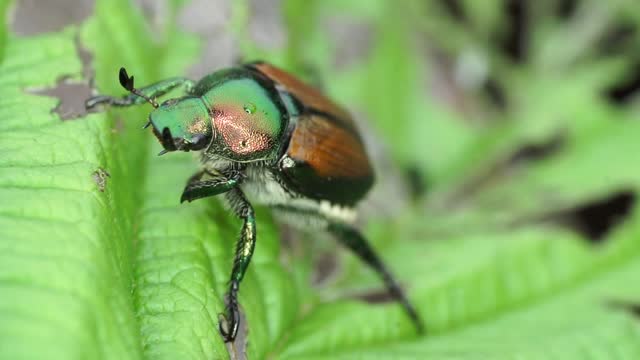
left=180, top=171, right=241, bottom=203
left=85, top=76, right=195, bottom=109
left=219, top=188, right=256, bottom=342
left=328, top=222, right=425, bottom=335
left=179, top=171, right=252, bottom=342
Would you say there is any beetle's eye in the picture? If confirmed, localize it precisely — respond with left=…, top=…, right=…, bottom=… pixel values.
left=191, top=133, right=209, bottom=149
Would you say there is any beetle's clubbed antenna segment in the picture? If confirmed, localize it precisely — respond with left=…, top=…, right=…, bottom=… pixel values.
left=119, top=67, right=159, bottom=108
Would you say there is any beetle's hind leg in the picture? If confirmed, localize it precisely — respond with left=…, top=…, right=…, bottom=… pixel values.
left=328, top=222, right=425, bottom=335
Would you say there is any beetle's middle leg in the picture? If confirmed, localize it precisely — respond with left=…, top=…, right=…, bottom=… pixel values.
left=85, top=77, right=195, bottom=109
left=327, top=222, right=425, bottom=335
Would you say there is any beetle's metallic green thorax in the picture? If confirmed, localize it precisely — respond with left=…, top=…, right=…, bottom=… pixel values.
left=193, top=67, right=291, bottom=162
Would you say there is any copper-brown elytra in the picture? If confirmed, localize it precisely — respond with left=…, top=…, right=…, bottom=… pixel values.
left=85, top=62, right=424, bottom=342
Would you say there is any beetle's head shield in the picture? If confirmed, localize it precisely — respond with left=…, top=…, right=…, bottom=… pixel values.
left=149, top=97, right=212, bottom=153
left=203, top=78, right=286, bottom=161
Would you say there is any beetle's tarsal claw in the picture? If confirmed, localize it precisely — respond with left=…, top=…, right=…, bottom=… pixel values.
left=218, top=310, right=239, bottom=342
left=143, top=120, right=152, bottom=129
left=218, top=313, right=229, bottom=337
left=157, top=149, right=169, bottom=156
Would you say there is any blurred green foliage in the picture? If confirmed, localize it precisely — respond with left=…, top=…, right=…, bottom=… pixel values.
left=1, top=0, right=640, bottom=359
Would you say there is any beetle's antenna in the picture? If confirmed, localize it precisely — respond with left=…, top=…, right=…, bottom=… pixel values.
left=119, top=67, right=159, bottom=108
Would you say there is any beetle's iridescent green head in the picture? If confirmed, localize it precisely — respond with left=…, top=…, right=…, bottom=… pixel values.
left=149, top=97, right=212, bottom=152
left=202, top=76, right=287, bottom=161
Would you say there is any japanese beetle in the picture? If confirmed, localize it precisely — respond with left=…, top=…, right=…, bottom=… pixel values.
left=86, top=62, right=424, bottom=342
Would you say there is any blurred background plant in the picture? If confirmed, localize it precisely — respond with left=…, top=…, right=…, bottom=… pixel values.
left=2, top=0, right=640, bottom=359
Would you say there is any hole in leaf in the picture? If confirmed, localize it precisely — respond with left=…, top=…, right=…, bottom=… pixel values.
left=92, top=167, right=111, bottom=192
left=76, top=37, right=96, bottom=81
left=545, top=190, right=636, bottom=242
left=29, top=38, right=97, bottom=120
left=31, top=79, right=95, bottom=120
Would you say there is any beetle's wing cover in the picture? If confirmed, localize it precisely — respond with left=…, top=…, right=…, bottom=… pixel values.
left=248, top=62, right=353, bottom=125
left=281, top=113, right=374, bottom=206
left=249, top=62, right=375, bottom=205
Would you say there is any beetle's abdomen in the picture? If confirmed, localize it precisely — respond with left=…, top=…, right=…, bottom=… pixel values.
left=279, top=114, right=374, bottom=206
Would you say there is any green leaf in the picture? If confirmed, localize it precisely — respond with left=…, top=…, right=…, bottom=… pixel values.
left=0, top=0, right=9, bottom=60
left=1, top=1, right=196, bottom=358
left=275, top=215, right=640, bottom=358
left=4, top=1, right=640, bottom=359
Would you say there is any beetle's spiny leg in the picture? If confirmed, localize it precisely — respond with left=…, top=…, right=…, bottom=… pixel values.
left=179, top=173, right=249, bottom=342
left=218, top=188, right=256, bottom=342
left=180, top=171, right=240, bottom=203
left=85, top=68, right=196, bottom=111
left=328, top=222, right=425, bottom=335
left=219, top=281, right=241, bottom=342
left=85, top=94, right=137, bottom=110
